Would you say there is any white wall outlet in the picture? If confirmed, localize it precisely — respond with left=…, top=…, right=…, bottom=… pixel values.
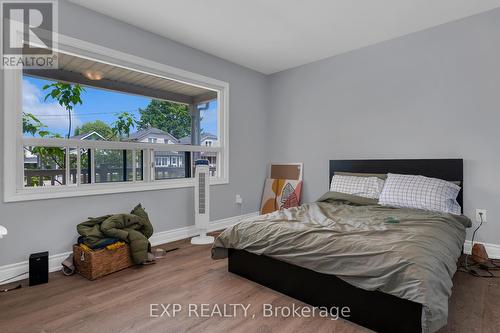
left=235, top=194, right=243, bottom=204
left=475, top=209, right=487, bottom=223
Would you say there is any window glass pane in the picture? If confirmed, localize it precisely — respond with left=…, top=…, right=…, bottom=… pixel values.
left=21, top=75, right=203, bottom=145
left=126, top=151, right=134, bottom=182
left=24, top=146, right=66, bottom=187
left=203, top=152, right=218, bottom=177
left=135, top=150, right=143, bottom=181
left=94, top=149, right=133, bottom=183
left=199, top=100, right=219, bottom=147
left=80, top=149, right=91, bottom=184
left=191, top=153, right=218, bottom=178
left=154, top=151, right=188, bottom=180
left=125, top=150, right=144, bottom=182
left=22, top=75, right=218, bottom=148
left=69, top=148, right=78, bottom=185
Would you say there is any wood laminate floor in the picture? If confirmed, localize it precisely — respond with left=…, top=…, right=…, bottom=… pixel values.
left=0, top=238, right=498, bottom=333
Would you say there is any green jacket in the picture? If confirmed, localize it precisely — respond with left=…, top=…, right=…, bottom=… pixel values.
left=77, top=204, right=154, bottom=264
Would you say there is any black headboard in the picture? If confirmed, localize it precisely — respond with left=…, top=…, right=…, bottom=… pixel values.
left=329, top=159, right=463, bottom=210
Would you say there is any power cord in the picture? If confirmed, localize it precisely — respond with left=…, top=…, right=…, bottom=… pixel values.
left=460, top=212, right=499, bottom=278
left=464, top=212, right=483, bottom=271
left=0, top=271, right=27, bottom=293
left=1, top=284, right=22, bottom=293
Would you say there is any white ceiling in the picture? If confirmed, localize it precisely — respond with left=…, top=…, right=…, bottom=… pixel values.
left=70, top=0, right=500, bottom=74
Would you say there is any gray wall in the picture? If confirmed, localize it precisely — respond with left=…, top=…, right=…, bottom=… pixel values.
left=268, top=9, right=500, bottom=244
left=0, top=2, right=270, bottom=265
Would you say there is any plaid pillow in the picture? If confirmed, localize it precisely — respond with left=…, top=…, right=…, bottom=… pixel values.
left=330, top=175, right=385, bottom=199
left=378, top=173, right=461, bottom=214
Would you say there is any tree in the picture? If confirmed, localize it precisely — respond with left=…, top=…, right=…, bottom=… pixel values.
left=112, top=112, right=137, bottom=139
left=138, top=100, right=191, bottom=139
left=43, top=82, right=85, bottom=138
left=22, top=112, right=65, bottom=185
left=74, top=120, right=114, bottom=139
left=24, top=83, right=83, bottom=186
left=22, top=112, right=64, bottom=170
left=23, top=112, right=50, bottom=137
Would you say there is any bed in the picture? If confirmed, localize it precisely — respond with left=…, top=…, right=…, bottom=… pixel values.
left=212, top=159, right=470, bottom=333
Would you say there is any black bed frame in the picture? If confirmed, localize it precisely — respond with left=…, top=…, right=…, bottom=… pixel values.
left=228, top=159, right=463, bottom=333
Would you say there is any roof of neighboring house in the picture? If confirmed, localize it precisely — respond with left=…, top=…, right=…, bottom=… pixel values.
left=70, top=131, right=106, bottom=140
left=126, top=126, right=179, bottom=142
left=24, top=156, right=38, bottom=164
left=179, top=132, right=217, bottom=144
left=154, top=151, right=184, bottom=156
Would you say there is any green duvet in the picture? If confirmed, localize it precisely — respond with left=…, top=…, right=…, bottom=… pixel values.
left=212, top=192, right=471, bottom=333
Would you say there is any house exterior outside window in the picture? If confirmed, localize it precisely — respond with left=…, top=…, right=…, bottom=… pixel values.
left=180, top=133, right=218, bottom=176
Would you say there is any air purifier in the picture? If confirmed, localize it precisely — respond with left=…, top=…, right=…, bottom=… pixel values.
left=29, top=251, right=49, bottom=286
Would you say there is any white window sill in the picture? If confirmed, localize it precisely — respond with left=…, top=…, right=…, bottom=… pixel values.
left=4, top=178, right=229, bottom=202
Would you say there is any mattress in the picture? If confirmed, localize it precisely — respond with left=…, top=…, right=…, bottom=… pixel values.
left=212, top=192, right=471, bottom=333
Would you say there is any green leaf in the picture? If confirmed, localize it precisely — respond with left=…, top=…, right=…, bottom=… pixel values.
left=137, top=100, right=191, bottom=139
left=43, top=81, right=85, bottom=137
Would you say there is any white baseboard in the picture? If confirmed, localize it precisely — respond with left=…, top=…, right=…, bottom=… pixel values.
left=0, top=251, right=72, bottom=286
left=149, top=211, right=259, bottom=246
left=463, top=240, right=500, bottom=259
left=0, top=212, right=259, bottom=285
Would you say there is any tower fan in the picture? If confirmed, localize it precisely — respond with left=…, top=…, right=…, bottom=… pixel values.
left=191, top=159, right=214, bottom=244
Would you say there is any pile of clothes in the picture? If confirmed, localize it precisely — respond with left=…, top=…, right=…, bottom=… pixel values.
left=77, top=203, right=155, bottom=265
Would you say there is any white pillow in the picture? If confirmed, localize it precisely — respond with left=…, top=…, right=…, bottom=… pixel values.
left=378, top=173, right=461, bottom=214
left=330, top=175, right=385, bottom=199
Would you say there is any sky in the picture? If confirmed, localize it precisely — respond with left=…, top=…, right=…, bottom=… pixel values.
left=23, top=76, right=218, bottom=138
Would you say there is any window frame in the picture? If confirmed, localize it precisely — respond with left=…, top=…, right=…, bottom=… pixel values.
left=3, top=32, right=229, bottom=202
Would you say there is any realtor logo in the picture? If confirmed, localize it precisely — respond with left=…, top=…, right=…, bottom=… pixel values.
left=1, top=0, right=58, bottom=69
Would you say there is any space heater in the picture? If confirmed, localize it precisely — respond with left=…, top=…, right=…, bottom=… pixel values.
left=191, top=159, right=214, bottom=245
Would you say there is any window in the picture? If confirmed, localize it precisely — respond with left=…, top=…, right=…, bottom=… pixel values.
left=154, top=151, right=186, bottom=180
left=24, top=146, right=66, bottom=187
left=4, top=37, right=228, bottom=201
left=93, top=149, right=141, bottom=183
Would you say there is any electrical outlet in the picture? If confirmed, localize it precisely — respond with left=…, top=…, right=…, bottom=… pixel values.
left=235, top=194, right=243, bottom=204
left=475, top=209, right=487, bottom=223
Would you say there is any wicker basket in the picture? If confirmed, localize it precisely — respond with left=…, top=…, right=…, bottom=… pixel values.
left=73, top=243, right=134, bottom=280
